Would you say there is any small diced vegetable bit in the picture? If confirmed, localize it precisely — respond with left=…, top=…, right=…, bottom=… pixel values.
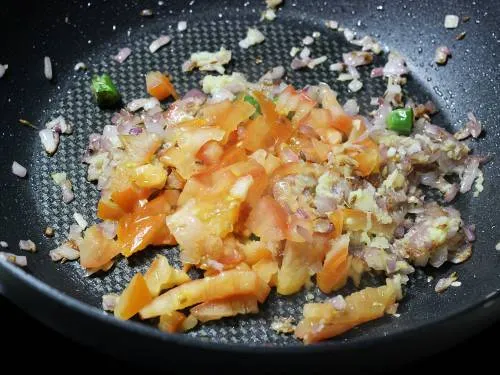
left=114, top=273, right=153, bottom=320
left=386, top=107, right=414, bottom=135
left=146, top=71, right=179, bottom=101
left=316, top=235, right=350, bottom=293
left=91, top=74, right=121, bottom=108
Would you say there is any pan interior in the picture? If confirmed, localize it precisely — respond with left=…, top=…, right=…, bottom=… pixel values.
left=12, top=2, right=499, bottom=346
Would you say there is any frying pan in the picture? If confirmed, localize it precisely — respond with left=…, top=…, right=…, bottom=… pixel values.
left=1, top=0, right=499, bottom=371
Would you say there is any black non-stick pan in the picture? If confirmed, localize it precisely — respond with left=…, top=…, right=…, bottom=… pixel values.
left=1, top=0, right=499, bottom=371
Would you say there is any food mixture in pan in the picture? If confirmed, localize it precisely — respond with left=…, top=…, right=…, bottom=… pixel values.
left=4, top=2, right=485, bottom=344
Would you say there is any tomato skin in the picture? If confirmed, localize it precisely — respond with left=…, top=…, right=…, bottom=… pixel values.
left=97, top=199, right=125, bottom=220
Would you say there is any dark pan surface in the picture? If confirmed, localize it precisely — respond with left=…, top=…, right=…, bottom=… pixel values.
left=1, top=0, right=499, bottom=351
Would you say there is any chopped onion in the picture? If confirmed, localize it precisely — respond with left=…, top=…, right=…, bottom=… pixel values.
left=74, top=62, right=87, bottom=71
left=435, top=272, right=458, bottom=293
left=444, top=15, right=459, bottom=29
left=149, top=35, right=172, bottom=53
left=39, top=129, right=59, bottom=155
left=44, top=56, right=53, bottom=80
left=0, top=64, right=8, bottom=78
left=259, top=66, right=285, bottom=82
left=384, top=53, right=408, bottom=77
left=98, top=221, right=117, bottom=239
left=261, top=8, right=276, bottom=21
left=343, top=99, right=359, bottom=115
left=19, top=239, right=36, bottom=253
left=61, top=179, right=75, bottom=203
left=126, top=98, right=160, bottom=112
left=102, top=294, right=119, bottom=312
left=325, top=20, right=338, bottom=29
left=329, top=62, right=344, bottom=72
left=177, top=21, right=187, bottom=32
left=343, top=51, right=373, bottom=67
left=0, top=252, right=27, bottom=267
left=460, top=157, right=480, bottom=193
left=466, top=112, right=482, bottom=138
left=348, top=79, right=363, bottom=92
left=46, top=116, right=72, bottom=134
left=12, top=161, right=27, bottom=178
left=337, top=73, right=353, bottom=81
left=112, top=47, right=132, bottom=63
left=370, top=67, right=384, bottom=78
left=73, top=212, right=88, bottom=230
left=0, top=241, right=8, bottom=248
left=463, top=224, right=476, bottom=242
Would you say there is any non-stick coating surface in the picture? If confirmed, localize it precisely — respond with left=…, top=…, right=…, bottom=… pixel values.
left=0, top=0, right=499, bottom=351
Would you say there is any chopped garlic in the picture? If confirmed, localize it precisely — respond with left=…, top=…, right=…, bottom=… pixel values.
left=290, top=46, right=300, bottom=57
left=261, top=8, right=276, bottom=21
left=271, top=316, right=296, bottom=334
left=444, top=15, right=459, bottom=29
left=201, top=72, right=250, bottom=95
left=496, top=242, right=500, bottom=251
left=325, top=20, right=338, bottom=29
left=302, top=36, right=314, bottom=45
left=182, top=47, right=232, bottom=74
left=435, top=272, right=458, bottom=293
left=473, top=170, right=484, bottom=197
left=102, top=293, right=119, bottom=312
left=239, top=28, right=265, bottom=49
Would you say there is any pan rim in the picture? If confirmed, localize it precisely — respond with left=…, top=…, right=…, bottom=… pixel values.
left=1, top=259, right=499, bottom=353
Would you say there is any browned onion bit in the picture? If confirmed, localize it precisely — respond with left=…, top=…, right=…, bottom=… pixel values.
left=19, top=118, right=37, bottom=129
left=456, top=32, right=466, bottom=40
left=44, top=226, right=55, bottom=237
left=140, top=9, right=153, bottom=17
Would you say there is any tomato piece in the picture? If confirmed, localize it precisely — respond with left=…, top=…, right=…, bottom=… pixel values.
left=190, top=295, right=259, bottom=323
left=111, top=186, right=153, bottom=213
left=97, top=199, right=125, bottom=220
left=144, top=255, right=191, bottom=296
left=146, top=71, right=179, bottom=100
left=196, top=140, right=224, bottom=165
left=114, top=273, right=153, bottom=320
left=277, top=241, right=310, bottom=295
left=139, top=270, right=265, bottom=318
left=316, top=234, right=350, bottom=293
left=252, top=258, right=279, bottom=286
left=246, top=195, right=288, bottom=241
left=119, top=132, right=162, bottom=163
left=133, top=163, right=168, bottom=189
left=117, top=192, right=176, bottom=256
left=328, top=208, right=344, bottom=238
left=331, top=112, right=353, bottom=137
left=350, top=138, right=380, bottom=177
left=295, top=282, right=397, bottom=344
left=79, top=225, right=121, bottom=269
left=158, top=311, right=187, bottom=333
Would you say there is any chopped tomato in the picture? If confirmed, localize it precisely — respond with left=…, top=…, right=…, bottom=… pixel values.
left=328, top=208, right=344, bottom=238
left=111, top=186, right=154, bottom=213
left=120, top=132, right=162, bottom=163
left=144, top=255, right=191, bottom=296
left=117, top=192, right=176, bottom=257
left=139, top=270, right=268, bottom=319
left=114, top=273, right=153, bottom=320
left=246, top=195, right=288, bottom=241
left=133, top=163, right=168, bottom=189
left=316, top=234, right=350, bottom=293
left=196, top=140, right=224, bottom=165
left=349, top=138, right=380, bottom=177
left=277, top=241, right=310, bottom=295
left=158, top=311, right=186, bottom=333
left=331, top=113, right=353, bottom=137
left=79, top=225, right=121, bottom=269
left=252, top=258, right=278, bottom=286
left=295, top=282, right=397, bottom=344
left=190, top=295, right=259, bottom=323
left=97, top=199, right=125, bottom=220
left=146, top=71, right=179, bottom=100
